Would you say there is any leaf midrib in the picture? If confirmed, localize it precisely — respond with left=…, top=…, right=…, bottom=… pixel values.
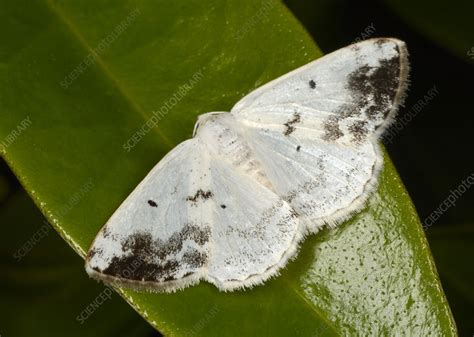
left=283, top=278, right=341, bottom=336
left=45, top=0, right=175, bottom=150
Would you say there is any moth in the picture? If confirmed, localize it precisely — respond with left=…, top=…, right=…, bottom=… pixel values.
left=86, top=38, right=409, bottom=292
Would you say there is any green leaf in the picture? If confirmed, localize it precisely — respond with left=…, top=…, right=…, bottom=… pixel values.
left=428, top=225, right=474, bottom=337
left=0, top=186, right=156, bottom=337
left=0, top=0, right=456, bottom=335
left=383, top=0, right=474, bottom=63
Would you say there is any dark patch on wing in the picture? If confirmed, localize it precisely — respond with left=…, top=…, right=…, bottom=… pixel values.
left=102, top=227, right=112, bottom=239
left=347, top=49, right=400, bottom=121
left=182, top=249, right=208, bottom=268
left=147, top=199, right=158, bottom=207
left=186, top=189, right=213, bottom=203
left=88, top=247, right=102, bottom=259
left=220, top=204, right=226, bottom=209
left=309, top=79, right=316, bottom=89
left=322, top=48, right=400, bottom=143
left=296, top=145, right=301, bottom=152
left=94, top=224, right=211, bottom=282
left=283, top=112, right=301, bottom=136
left=322, top=115, right=344, bottom=142
left=348, top=120, right=369, bottom=143
left=103, top=254, right=181, bottom=282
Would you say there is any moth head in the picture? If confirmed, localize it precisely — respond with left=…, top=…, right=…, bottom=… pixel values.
left=193, top=112, right=227, bottom=136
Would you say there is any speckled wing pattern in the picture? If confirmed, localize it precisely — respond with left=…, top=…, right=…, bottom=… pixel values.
left=230, top=38, right=409, bottom=233
left=86, top=38, right=409, bottom=292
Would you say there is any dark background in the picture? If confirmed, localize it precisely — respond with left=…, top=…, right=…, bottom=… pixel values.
left=1, top=0, right=472, bottom=335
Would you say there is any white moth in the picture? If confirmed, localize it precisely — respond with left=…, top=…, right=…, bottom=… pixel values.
left=86, top=38, right=409, bottom=292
